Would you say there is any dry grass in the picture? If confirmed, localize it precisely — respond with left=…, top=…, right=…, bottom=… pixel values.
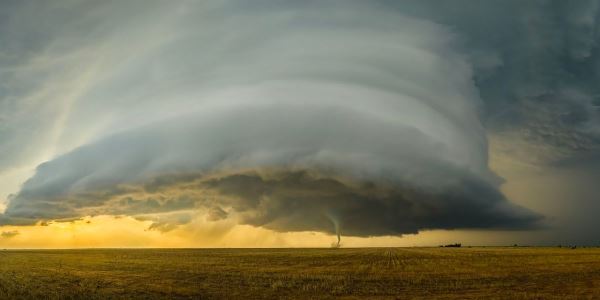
left=0, top=247, right=599, bottom=299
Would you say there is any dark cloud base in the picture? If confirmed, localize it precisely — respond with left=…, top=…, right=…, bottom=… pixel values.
left=0, top=169, right=542, bottom=237
left=201, top=171, right=542, bottom=236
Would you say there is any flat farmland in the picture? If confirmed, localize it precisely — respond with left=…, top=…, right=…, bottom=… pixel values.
left=0, top=247, right=599, bottom=299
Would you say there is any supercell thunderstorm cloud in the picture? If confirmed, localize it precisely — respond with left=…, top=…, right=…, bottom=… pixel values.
left=4, top=0, right=600, bottom=244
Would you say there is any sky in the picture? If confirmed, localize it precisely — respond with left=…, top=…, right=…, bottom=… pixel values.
left=1, top=0, right=599, bottom=248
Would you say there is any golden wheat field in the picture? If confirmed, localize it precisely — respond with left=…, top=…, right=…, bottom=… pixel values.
left=0, top=247, right=599, bottom=299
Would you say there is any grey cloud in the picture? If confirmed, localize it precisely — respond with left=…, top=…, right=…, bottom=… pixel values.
left=206, top=206, right=228, bottom=222
left=200, top=171, right=539, bottom=236
left=138, top=212, right=195, bottom=233
left=395, top=0, right=600, bottom=161
left=0, top=0, right=546, bottom=236
left=1, top=230, right=19, bottom=239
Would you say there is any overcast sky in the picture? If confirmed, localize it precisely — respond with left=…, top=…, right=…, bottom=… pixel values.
left=1, top=0, right=599, bottom=247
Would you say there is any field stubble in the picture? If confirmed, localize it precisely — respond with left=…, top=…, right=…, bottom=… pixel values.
left=0, top=247, right=599, bottom=299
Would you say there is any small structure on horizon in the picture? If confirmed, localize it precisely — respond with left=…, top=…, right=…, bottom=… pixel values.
left=441, top=243, right=462, bottom=248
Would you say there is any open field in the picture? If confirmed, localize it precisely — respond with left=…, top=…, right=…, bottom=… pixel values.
left=0, top=247, right=599, bottom=299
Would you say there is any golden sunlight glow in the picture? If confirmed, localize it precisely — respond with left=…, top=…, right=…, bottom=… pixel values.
left=0, top=214, right=539, bottom=249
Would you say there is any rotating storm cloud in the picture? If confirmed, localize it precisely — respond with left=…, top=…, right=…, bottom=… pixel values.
left=7, top=0, right=600, bottom=244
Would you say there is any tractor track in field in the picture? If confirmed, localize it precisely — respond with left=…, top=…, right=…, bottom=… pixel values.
left=384, top=248, right=402, bottom=268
